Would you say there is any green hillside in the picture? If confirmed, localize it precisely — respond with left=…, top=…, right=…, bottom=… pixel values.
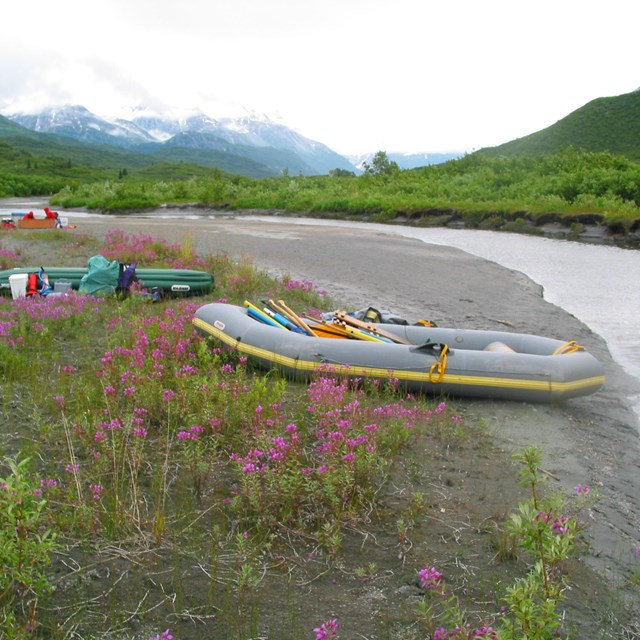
left=479, top=89, right=640, bottom=161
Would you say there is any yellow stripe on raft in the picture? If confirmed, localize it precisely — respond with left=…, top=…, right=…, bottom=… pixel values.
left=192, top=318, right=606, bottom=394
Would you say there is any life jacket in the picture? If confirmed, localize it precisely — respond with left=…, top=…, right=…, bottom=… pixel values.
left=26, top=272, right=39, bottom=296
left=44, top=207, right=58, bottom=219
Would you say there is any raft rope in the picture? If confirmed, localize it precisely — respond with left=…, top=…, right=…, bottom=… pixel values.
left=553, top=340, right=584, bottom=355
left=428, top=344, right=449, bottom=383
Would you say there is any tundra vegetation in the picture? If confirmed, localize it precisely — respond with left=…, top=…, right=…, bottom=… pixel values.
left=1, top=229, right=638, bottom=639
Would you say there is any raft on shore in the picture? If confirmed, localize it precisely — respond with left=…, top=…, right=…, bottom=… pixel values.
left=192, top=302, right=605, bottom=402
left=0, top=266, right=214, bottom=297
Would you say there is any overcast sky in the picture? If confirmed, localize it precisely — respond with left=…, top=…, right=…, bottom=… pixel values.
left=1, top=0, right=637, bottom=155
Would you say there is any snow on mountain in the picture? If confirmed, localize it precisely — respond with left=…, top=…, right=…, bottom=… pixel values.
left=7, top=104, right=156, bottom=146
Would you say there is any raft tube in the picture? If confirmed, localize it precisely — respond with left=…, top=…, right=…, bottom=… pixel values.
left=192, top=303, right=605, bottom=403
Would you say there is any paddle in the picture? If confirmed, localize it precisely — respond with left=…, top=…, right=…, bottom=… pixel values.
left=333, top=310, right=412, bottom=345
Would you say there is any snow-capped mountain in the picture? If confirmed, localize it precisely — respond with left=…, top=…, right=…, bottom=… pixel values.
left=8, top=105, right=156, bottom=146
left=5, top=104, right=357, bottom=176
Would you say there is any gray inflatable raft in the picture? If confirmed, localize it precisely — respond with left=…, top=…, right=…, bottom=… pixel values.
left=193, top=303, right=605, bottom=402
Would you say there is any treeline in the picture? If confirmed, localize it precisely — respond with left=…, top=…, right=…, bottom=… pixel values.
left=49, top=149, right=640, bottom=230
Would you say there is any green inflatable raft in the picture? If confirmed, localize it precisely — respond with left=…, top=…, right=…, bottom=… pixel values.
left=0, top=265, right=214, bottom=297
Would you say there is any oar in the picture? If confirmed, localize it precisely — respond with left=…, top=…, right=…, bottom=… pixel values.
left=261, top=305, right=306, bottom=334
left=333, top=320, right=386, bottom=342
left=302, top=317, right=351, bottom=339
left=266, top=299, right=310, bottom=334
left=244, top=300, right=287, bottom=329
left=333, top=310, right=412, bottom=345
left=273, top=299, right=316, bottom=336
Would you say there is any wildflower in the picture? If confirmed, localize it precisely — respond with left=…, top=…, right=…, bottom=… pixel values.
left=552, top=516, right=571, bottom=535
left=89, top=484, right=104, bottom=501
left=148, top=630, right=173, bottom=640
left=418, top=566, right=443, bottom=590
left=133, top=427, right=148, bottom=438
left=575, top=484, right=590, bottom=494
left=162, top=389, right=175, bottom=402
left=313, top=618, right=338, bottom=640
left=65, top=463, right=80, bottom=473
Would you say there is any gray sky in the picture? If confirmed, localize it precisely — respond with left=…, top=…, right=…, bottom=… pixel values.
left=1, top=0, right=637, bottom=155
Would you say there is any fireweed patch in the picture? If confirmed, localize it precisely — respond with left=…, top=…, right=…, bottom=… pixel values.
left=228, top=375, right=460, bottom=536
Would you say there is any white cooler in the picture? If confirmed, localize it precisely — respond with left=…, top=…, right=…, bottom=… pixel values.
left=9, top=273, right=28, bottom=299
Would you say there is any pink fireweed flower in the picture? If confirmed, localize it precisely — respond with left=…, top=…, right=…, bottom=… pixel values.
left=221, top=363, right=234, bottom=374
left=552, top=516, right=571, bottom=535
left=104, top=385, right=116, bottom=396
left=133, top=427, right=148, bottom=438
left=123, top=386, right=136, bottom=396
left=89, top=484, right=104, bottom=501
left=418, top=566, right=443, bottom=590
left=162, top=389, right=175, bottom=402
left=313, top=618, right=338, bottom=640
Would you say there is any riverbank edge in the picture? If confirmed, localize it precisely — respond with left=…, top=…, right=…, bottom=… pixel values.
left=99, top=204, right=640, bottom=250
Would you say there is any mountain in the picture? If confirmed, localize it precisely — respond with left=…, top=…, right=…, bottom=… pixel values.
left=4, top=104, right=358, bottom=176
left=349, top=151, right=461, bottom=171
left=8, top=105, right=156, bottom=147
left=478, top=89, right=640, bottom=162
